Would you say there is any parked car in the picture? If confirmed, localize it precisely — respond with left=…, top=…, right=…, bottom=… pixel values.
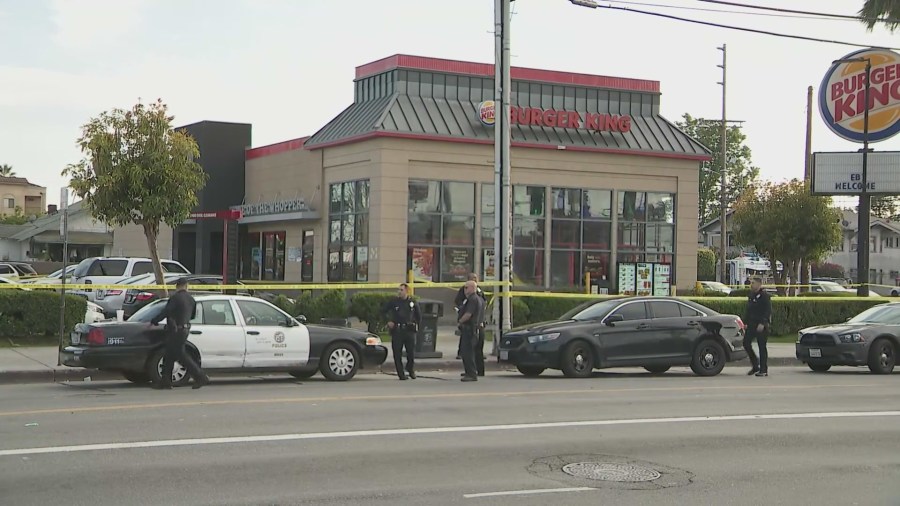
left=810, top=279, right=879, bottom=297
left=94, top=272, right=186, bottom=318
left=699, top=281, right=732, bottom=295
left=70, top=257, right=191, bottom=302
left=19, top=265, right=77, bottom=285
left=498, top=296, right=747, bottom=378
left=120, top=274, right=288, bottom=319
left=0, top=262, right=38, bottom=279
left=0, top=277, right=105, bottom=324
left=61, top=294, right=388, bottom=385
left=796, top=302, right=899, bottom=374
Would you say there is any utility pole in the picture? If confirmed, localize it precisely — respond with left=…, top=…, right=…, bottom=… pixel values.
left=493, top=0, right=513, bottom=352
left=802, top=85, right=813, bottom=291
left=57, top=188, right=69, bottom=366
left=717, top=44, right=728, bottom=285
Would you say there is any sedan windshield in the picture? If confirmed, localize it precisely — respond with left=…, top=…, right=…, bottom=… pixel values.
left=128, top=300, right=167, bottom=323
left=815, top=282, right=846, bottom=292
left=559, top=299, right=624, bottom=321
left=848, top=305, right=900, bottom=325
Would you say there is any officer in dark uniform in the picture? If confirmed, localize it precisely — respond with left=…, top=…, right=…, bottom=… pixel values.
left=384, top=283, right=422, bottom=380
left=150, top=277, right=210, bottom=390
left=458, top=280, right=485, bottom=382
left=743, top=277, right=772, bottom=377
left=454, top=273, right=485, bottom=361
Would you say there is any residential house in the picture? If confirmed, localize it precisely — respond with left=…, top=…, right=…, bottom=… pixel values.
left=0, top=176, right=46, bottom=218
left=698, top=210, right=742, bottom=257
left=825, top=209, right=900, bottom=287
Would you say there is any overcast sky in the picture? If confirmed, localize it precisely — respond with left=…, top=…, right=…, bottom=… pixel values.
left=1, top=0, right=897, bottom=207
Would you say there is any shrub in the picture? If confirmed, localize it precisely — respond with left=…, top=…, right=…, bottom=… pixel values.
left=511, top=297, right=531, bottom=328
left=519, top=296, right=596, bottom=323
left=795, top=291, right=848, bottom=297
left=697, top=248, right=717, bottom=281
left=350, top=292, right=395, bottom=333
left=0, top=291, right=86, bottom=337
left=271, top=295, right=294, bottom=315
left=317, top=289, right=349, bottom=319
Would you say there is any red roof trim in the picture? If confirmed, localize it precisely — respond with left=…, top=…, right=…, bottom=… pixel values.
left=355, top=54, right=660, bottom=93
left=306, top=131, right=709, bottom=162
left=245, top=136, right=309, bottom=160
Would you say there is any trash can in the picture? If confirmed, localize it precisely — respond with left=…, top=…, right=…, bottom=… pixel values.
left=414, top=298, right=443, bottom=359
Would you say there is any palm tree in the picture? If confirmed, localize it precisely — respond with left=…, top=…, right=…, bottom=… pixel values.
left=859, top=0, right=900, bottom=32
left=0, top=164, right=14, bottom=177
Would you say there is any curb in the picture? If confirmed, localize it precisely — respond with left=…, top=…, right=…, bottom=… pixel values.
left=0, top=357, right=805, bottom=385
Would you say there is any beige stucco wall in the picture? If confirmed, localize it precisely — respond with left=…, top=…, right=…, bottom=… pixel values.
left=0, top=182, right=46, bottom=217
left=245, top=137, right=701, bottom=290
left=111, top=223, right=174, bottom=259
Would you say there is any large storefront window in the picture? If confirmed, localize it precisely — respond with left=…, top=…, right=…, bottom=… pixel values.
left=550, top=187, right=612, bottom=289
left=483, top=184, right=546, bottom=287
left=617, top=191, right=675, bottom=264
left=240, top=231, right=285, bottom=280
left=408, top=180, right=475, bottom=282
left=329, top=180, right=370, bottom=282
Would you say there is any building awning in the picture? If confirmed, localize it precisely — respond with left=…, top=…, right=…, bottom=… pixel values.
left=238, top=211, right=321, bottom=225
left=33, top=231, right=114, bottom=245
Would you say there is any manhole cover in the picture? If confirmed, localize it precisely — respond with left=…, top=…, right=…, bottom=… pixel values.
left=562, top=462, right=661, bottom=483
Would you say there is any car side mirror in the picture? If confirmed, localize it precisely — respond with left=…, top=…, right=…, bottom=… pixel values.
left=605, top=314, right=624, bottom=326
left=297, top=315, right=308, bottom=324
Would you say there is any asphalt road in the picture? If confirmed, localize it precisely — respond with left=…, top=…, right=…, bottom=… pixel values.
left=1, top=367, right=899, bottom=505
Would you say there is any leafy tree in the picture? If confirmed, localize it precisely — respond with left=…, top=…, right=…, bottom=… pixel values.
left=696, top=248, right=717, bottom=281
left=0, top=164, right=15, bottom=177
left=676, top=114, right=760, bottom=226
left=867, top=196, right=900, bottom=221
left=859, top=0, right=900, bottom=31
left=63, top=99, right=207, bottom=286
left=732, top=180, right=842, bottom=294
left=812, top=262, right=846, bottom=279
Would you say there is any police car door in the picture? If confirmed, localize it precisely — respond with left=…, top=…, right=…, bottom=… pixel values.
left=235, top=299, right=310, bottom=368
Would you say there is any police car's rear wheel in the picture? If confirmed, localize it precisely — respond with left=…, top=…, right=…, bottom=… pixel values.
left=147, top=349, right=192, bottom=387
left=320, top=342, right=359, bottom=381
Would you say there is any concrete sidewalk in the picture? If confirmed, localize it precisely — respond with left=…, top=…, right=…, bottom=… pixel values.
left=0, top=326, right=803, bottom=384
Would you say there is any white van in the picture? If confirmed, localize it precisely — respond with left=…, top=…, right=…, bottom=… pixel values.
left=70, top=257, right=190, bottom=301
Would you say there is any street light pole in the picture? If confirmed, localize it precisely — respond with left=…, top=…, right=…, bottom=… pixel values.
left=858, top=59, right=872, bottom=297
left=717, top=44, right=728, bottom=284
left=57, top=188, right=69, bottom=366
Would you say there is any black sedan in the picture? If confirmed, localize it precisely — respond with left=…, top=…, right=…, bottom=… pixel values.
left=796, top=302, right=899, bottom=374
left=61, top=294, right=388, bottom=386
left=498, top=297, right=747, bottom=377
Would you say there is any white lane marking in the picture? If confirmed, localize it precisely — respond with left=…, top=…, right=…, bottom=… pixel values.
left=2, top=410, right=899, bottom=457
left=464, top=487, right=595, bottom=499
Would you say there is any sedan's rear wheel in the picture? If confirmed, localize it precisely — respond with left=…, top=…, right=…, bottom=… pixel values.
left=146, top=349, right=192, bottom=387
left=644, top=365, right=671, bottom=374
left=868, top=338, right=896, bottom=375
left=320, top=342, right=360, bottom=381
left=807, top=362, right=832, bottom=373
left=516, top=365, right=545, bottom=377
left=560, top=341, right=595, bottom=378
left=123, top=371, right=150, bottom=384
left=690, top=339, right=726, bottom=377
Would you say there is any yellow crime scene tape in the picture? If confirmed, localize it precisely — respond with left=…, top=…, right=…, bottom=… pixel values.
left=0, top=281, right=514, bottom=291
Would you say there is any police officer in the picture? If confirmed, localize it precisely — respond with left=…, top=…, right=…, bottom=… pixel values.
left=744, top=277, right=772, bottom=377
left=454, top=273, right=485, bottom=360
left=458, top=280, right=485, bottom=382
left=384, top=283, right=422, bottom=380
left=150, top=277, right=210, bottom=389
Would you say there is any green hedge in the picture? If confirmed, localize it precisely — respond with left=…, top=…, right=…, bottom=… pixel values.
left=272, top=290, right=349, bottom=324
left=0, top=291, right=86, bottom=337
left=513, top=295, right=887, bottom=336
left=350, top=292, right=396, bottom=333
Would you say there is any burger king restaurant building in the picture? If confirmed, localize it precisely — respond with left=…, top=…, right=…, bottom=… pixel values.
left=240, top=54, right=709, bottom=294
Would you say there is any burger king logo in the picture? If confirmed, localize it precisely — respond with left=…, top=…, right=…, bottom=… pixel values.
left=820, top=48, right=900, bottom=143
left=478, top=100, right=496, bottom=126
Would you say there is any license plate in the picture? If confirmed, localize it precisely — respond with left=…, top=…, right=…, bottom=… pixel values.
left=809, top=348, right=822, bottom=358
left=500, top=350, right=509, bottom=361
left=71, top=332, right=80, bottom=345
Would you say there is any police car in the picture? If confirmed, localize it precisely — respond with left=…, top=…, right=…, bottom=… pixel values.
left=60, top=294, right=388, bottom=385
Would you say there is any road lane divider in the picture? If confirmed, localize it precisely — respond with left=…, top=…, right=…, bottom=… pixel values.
left=2, top=410, right=899, bottom=457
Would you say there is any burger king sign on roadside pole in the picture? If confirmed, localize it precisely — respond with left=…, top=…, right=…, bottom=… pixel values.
left=819, top=48, right=900, bottom=143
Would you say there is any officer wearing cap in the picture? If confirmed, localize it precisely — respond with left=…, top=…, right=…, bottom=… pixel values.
left=383, top=283, right=423, bottom=380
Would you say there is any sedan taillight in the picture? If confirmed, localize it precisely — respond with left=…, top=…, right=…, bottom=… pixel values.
left=136, top=292, right=154, bottom=302
left=736, top=317, right=746, bottom=330
left=87, top=328, right=105, bottom=345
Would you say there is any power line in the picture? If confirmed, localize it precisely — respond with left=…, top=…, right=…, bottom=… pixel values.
left=604, top=0, right=849, bottom=22
left=698, top=0, right=900, bottom=25
left=590, top=3, right=900, bottom=51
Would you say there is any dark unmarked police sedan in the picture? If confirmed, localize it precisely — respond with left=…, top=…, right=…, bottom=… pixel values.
left=797, top=302, right=899, bottom=374
left=498, top=297, right=747, bottom=378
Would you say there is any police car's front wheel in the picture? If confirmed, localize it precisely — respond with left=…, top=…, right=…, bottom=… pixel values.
left=320, top=342, right=360, bottom=381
